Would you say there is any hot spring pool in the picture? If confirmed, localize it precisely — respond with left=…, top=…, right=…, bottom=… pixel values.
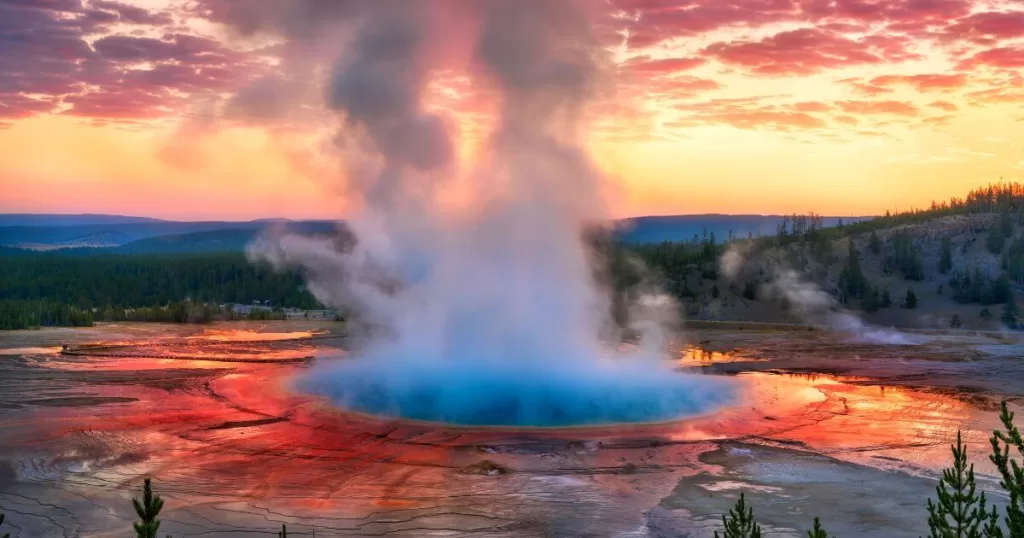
left=300, top=357, right=735, bottom=427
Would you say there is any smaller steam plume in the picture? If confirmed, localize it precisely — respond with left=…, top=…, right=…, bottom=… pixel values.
left=720, top=244, right=922, bottom=345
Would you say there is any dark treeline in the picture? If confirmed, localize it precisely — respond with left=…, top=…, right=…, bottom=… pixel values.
left=949, top=269, right=1013, bottom=306
left=824, top=181, right=1024, bottom=238
left=0, top=252, right=313, bottom=329
left=0, top=252, right=320, bottom=310
left=594, top=228, right=724, bottom=324
left=111, top=301, right=286, bottom=324
left=605, top=231, right=729, bottom=322
left=0, top=300, right=95, bottom=330
left=0, top=298, right=289, bottom=330
left=628, top=231, right=723, bottom=297
left=1005, top=237, right=1024, bottom=284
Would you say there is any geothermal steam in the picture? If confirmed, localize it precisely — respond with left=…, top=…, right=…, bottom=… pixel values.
left=248, top=0, right=732, bottom=426
left=721, top=244, right=921, bottom=345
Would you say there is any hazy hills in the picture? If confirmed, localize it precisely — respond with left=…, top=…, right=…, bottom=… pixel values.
left=0, top=213, right=871, bottom=253
left=0, top=216, right=338, bottom=253
left=0, top=214, right=166, bottom=227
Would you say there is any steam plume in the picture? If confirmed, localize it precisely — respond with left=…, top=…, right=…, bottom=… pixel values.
left=720, top=244, right=921, bottom=345
left=244, top=0, right=731, bottom=426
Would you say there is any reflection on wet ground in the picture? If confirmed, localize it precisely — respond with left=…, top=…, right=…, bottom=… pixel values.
left=55, top=327, right=326, bottom=364
left=675, top=346, right=757, bottom=366
left=0, top=323, right=1021, bottom=537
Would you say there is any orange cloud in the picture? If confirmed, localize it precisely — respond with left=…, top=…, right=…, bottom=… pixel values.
left=838, top=100, right=920, bottom=116
left=928, top=100, right=959, bottom=111
left=869, top=73, right=969, bottom=91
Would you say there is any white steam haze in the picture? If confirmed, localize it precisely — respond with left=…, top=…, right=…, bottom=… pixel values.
left=720, top=244, right=922, bottom=345
left=237, top=0, right=732, bottom=426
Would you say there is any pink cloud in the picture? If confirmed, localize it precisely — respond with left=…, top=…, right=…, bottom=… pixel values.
left=696, top=109, right=828, bottom=129
left=838, top=100, right=920, bottom=116
left=957, top=46, right=1024, bottom=70
left=616, top=0, right=799, bottom=48
left=869, top=73, right=969, bottom=91
left=703, top=29, right=920, bottom=76
left=3, top=0, right=1021, bottom=128
left=965, top=87, right=1024, bottom=104
left=945, top=11, right=1024, bottom=42
left=799, top=0, right=971, bottom=23
left=0, top=1, right=268, bottom=121
left=928, top=100, right=959, bottom=111
left=623, top=56, right=707, bottom=75
left=791, top=101, right=832, bottom=112
left=674, top=97, right=831, bottom=131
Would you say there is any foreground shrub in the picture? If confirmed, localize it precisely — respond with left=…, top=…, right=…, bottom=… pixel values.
left=716, top=493, right=762, bottom=538
left=990, top=402, right=1024, bottom=537
left=925, top=431, right=1001, bottom=537
left=133, top=478, right=164, bottom=538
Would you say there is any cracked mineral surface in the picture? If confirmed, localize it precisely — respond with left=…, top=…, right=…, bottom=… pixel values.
left=0, top=321, right=1021, bottom=537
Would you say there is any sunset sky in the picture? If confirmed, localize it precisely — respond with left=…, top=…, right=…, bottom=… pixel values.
left=1, top=0, right=1022, bottom=221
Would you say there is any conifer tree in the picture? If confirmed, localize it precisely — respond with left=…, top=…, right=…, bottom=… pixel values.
left=840, top=240, right=866, bottom=299
left=882, top=288, right=894, bottom=308
left=940, top=237, right=954, bottom=274
left=862, top=285, right=880, bottom=313
left=870, top=231, right=882, bottom=255
left=278, top=523, right=287, bottom=538
left=906, top=289, right=919, bottom=309
left=1001, top=211, right=1014, bottom=237
left=989, top=226, right=1007, bottom=255
left=743, top=281, right=758, bottom=301
left=1, top=513, right=9, bottom=538
left=990, top=402, right=1024, bottom=537
left=807, top=517, right=830, bottom=538
left=133, top=478, right=165, bottom=538
left=1002, top=291, right=1019, bottom=329
left=925, top=431, right=1001, bottom=538
left=715, top=493, right=762, bottom=538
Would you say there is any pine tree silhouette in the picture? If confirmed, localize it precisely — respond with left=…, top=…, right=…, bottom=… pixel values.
left=990, top=402, right=1024, bottom=537
left=715, top=493, right=762, bottom=538
left=133, top=478, right=165, bottom=538
left=925, top=431, right=1001, bottom=537
left=1, top=512, right=9, bottom=538
left=807, top=517, right=830, bottom=538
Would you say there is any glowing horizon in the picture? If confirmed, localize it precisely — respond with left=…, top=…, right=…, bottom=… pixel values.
left=1, top=0, right=1022, bottom=221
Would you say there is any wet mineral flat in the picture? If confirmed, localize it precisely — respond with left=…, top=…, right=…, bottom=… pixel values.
left=0, top=322, right=1021, bottom=537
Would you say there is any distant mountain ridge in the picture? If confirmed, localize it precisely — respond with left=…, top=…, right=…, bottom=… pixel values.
left=112, top=226, right=341, bottom=254
left=0, top=213, right=875, bottom=253
left=0, top=214, right=169, bottom=227
left=0, top=219, right=337, bottom=250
